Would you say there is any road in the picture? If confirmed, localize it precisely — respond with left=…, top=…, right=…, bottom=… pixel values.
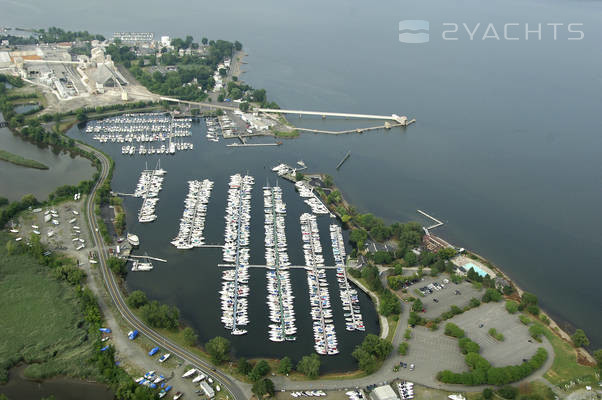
left=80, top=143, right=250, bottom=400
left=78, top=141, right=553, bottom=398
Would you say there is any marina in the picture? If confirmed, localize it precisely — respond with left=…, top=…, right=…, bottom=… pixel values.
left=171, top=179, right=214, bottom=249
left=295, top=180, right=330, bottom=215
left=330, top=224, right=365, bottom=332
left=204, top=116, right=221, bottom=143
left=264, top=185, right=297, bottom=342
left=133, top=162, right=166, bottom=223
left=84, top=113, right=194, bottom=156
left=220, top=174, right=254, bottom=335
left=300, top=213, right=339, bottom=355
left=69, top=119, right=380, bottom=369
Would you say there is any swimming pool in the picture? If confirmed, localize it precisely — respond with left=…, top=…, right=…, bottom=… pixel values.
left=464, top=262, right=488, bottom=277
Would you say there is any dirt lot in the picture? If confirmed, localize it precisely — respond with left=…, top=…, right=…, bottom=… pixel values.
left=12, top=199, right=94, bottom=262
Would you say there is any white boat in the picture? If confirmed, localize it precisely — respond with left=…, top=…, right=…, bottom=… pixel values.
left=158, top=353, right=170, bottom=363
left=127, top=233, right=140, bottom=246
left=182, top=368, right=197, bottom=378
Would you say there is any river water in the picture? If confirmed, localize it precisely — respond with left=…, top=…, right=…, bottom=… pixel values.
left=4, top=0, right=602, bottom=354
left=0, top=365, right=113, bottom=400
left=0, top=123, right=96, bottom=202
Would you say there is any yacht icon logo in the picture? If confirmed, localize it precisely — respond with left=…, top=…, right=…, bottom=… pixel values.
left=399, top=20, right=430, bottom=43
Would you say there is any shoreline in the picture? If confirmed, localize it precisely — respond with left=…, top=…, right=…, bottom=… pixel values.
left=304, top=173, right=596, bottom=364
left=0, top=148, right=49, bottom=169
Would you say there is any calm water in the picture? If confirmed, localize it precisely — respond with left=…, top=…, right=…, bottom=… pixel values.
left=0, top=365, right=113, bottom=400
left=5, top=0, right=602, bottom=351
left=68, top=121, right=380, bottom=371
left=0, top=124, right=96, bottom=201
left=13, top=103, right=40, bottom=115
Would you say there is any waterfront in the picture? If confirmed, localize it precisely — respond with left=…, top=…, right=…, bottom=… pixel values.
left=5, top=0, right=602, bottom=352
left=68, top=120, right=381, bottom=372
left=0, top=123, right=96, bottom=201
left=0, top=365, right=113, bottom=400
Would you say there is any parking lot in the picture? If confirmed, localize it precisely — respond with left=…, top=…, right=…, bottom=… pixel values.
left=401, top=301, right=549, bottom=386
left=402, top=327, right=468, bottom=386
left=411, top=275, right=484, bottom=320
left=450, top=302, right=542, bottom=367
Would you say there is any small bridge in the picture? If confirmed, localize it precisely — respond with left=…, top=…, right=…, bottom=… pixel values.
left=257, top=108, right=411, bottom=125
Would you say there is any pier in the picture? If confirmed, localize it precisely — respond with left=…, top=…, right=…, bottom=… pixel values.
left=226, top=143, right=281, bottom=147
left=217, top=264, right=338, bottom=269
left=257, top=108, right=413, bottom=126
left=417, top=209, right=444, bottom=230
left=295, top=121, right=415, bottom=135
left=129, top=255, right=167, bottom=263
left=112, top=192, right=137, bottom=197
left=336, top=151, right=351, bottom=170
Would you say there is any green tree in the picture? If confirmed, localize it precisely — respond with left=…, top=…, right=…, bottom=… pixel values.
left=278, top=356, right=293, bottom=375
left=529, top=324, right=544, bottom=341
left=201, top=37, right=208, bottom=45
left=593, top=349, right=602, bottom=367
left=505, top=301, right=519, bottom=314
left=398, top=342, right=409, bottom=356
left=571, top=329, right=590, bottom=347
left=459, top=337, right=480, bottom=354
left=412, top=298, right=423, bottom=312
left=182, top=327, right=198, bottom=346
left=297, top=354, right=320, bottom=378
left=444, top=323, right=465, bottom=338
left=252, top=378, right=275, bottom=398
left=140, top=300, right=180, bottom=329
left=437, top=247, right=457, bottom=260
left=107, top=256, right=127, bottom=277
left=249, top=360, right=270, bottom=382
left=521, top=292, right=538, bottom=306
left=295, top=171, right=304, bottom=181
left=205, top=336, right=231, bottom=364
left=482, top=288, right=502, bottom=303
left=237, top=357, right=252, bottom=375
left=497, top=386, right=518, bottom=399
left=127, top=290, right=148, bottom=308
left=482, top=388, right=493, bottom=399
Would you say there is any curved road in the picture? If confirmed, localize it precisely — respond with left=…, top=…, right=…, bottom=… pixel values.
left=79, top=142, right=553, bottom=398
left=81, top=144, right=249, bottom=400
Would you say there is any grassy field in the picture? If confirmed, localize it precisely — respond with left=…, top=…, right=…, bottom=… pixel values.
left=0, top=149, right=49, bottom=170
left=272, top=129, right=300, bottom=138
left=0, top=233, right=98, bottom=383
left=529, top=319, right=597, bottom=385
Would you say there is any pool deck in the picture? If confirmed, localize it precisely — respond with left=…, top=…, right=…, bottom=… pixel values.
left=451, top=254, right=496, bottom=277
